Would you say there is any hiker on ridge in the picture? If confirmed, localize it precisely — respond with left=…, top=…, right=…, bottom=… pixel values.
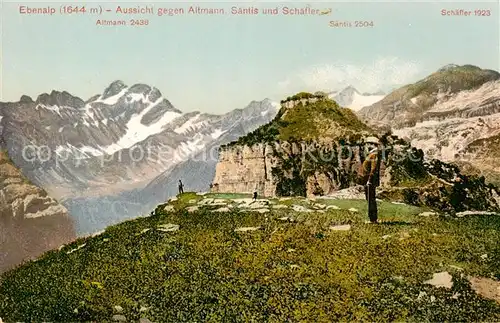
left=359, top=136, right=383, bottom=223
left=178, top=179, right=184, bottom=195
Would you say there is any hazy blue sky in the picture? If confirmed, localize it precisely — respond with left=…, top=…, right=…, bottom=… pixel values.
left=1, top=0, right=499, bottom=113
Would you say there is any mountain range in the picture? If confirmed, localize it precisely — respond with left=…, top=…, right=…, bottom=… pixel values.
left=0, top=81, right=280, bottom=235
left=357, top=64, right=500, bottom=185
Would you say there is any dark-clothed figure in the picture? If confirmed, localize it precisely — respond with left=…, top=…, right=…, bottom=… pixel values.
left=178, top=180, right=184, bottom=194
left=360, top=137, right=382, bottom=223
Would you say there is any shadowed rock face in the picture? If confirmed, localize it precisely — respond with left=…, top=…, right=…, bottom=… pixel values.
left=0, top=150, right=76, bottom=273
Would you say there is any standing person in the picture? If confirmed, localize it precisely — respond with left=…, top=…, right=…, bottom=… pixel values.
left=252, top=183, right=258, bottom=201
left=178, top=179, right=184, bottom=195
left=360, top=137, right=383, bottom=223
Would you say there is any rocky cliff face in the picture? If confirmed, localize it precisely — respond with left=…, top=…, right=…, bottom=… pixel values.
left=211, top=143, right=277, bottom=196
left=211, top=93, right=381, bottom=198
left=0, top=150, right=76, bottom=273
left=211, top=141, right=389, bottom=198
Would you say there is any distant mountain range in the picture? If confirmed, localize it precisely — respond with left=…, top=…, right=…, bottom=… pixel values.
left=0, top=81, right=279, bottom=235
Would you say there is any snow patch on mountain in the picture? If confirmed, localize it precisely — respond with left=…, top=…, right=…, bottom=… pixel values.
left=56, top=143, right=104, bottom=158
left=101, top=100, right=182, bottom=155
left=94, top=87, right=129, bottom=105
left=211, top=129, right=225, bottom=139
left=35, top=104, right=70, bottom=117
left=328, top=86, right=385, bottom=111
left=174, top=114, right=203, bottom=134
left=349, top=92, right=385, bottom=111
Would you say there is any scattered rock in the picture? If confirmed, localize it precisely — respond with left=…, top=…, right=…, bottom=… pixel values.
left=287, top=248, right=296, bottom=252
left=112, top=314, right=127, bottom=322
left=399, top=231, right=410, bottom=240
left=169, top=197, right=178, bottom=202
left=197, top=198, right=215, bottom=205
left=418, top=212, right=436, bottom=217
left=313, top=203, right=327, bottom=209
left=251, top=208, right=269, bottom=213
left=292, top=205, right=313, bottom=213
left=278, top=216, right=294, bottom=222
left=66, top=244, right=86, bottom=254
left=279, top=197, right=292, bottom=201
left=138, top=229, right=150, bottom=235
left=481, top=254, right=488, bottom=260
left=233, top=198, right=253, bottom=205
left=103, top=238, right=110, bottom=242
left=417, top=291, right=427, bottom=301
left=234, top=227, right=261, bottom=232
left=114, top=305, right=123, bottom=313
left=325, top=186, right=365, bottom=199
left=139, top=318, right=153, bottom=323
left=382, top=235, right=391, bottom=240
left=392, top=201, right=407, bottom=205
left=163, top=205, right=175, bottom=212
left=290, top=264, right=300, bottom=269
left=424, top=271, right=453, bottom=289
left=329, top=224, right=351, bottom=231
left=326, top=205, right=341, bottom=210
left=272, top=204, right=288, bottom=209
left=196, top=192, right=208, bottom=196
left=186, top=206, right=199, bottom=213
left=430, top=295, right=436, bottom=302
left=468, top=276, right=500, bottom=304
left=449, top=265, right=463, bottom=271
left=249, top=202, right=270, bottom=209
left=348, top=208, right=358, bottom=212
left=456, top=211, right=498, bottom=218
left=188, top=199, right=197, bottom=204
left=139, top=306, right=150, bottom=312
left=157, top=224, right=180, bottom=232
left=214, top=207, right=231, bottom=212
left=317, top=210, right=326, bottom=213
left=451, top=292, right=461, bottom=299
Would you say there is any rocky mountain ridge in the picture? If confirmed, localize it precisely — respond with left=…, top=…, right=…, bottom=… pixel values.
left=0, top=81, right=279, bottom=200
left=357, top=64, right=500, bottom=129
left=356, top=65, right=500, bottom=185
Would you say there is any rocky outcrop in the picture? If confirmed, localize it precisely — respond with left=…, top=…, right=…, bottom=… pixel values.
left=0, top=150, right=76, bottom=273
left=211, top=143, right=278, bottom=197
left=211, top=141, right=389, bottom=198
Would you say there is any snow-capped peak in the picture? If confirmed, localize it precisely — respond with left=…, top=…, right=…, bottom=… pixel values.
left=328, top=85, right=385, bottom=111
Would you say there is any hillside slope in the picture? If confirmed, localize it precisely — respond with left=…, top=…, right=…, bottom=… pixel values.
left=0, top=149, right=76, bottom=273
left=2, top=193, right=500, bottom=322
